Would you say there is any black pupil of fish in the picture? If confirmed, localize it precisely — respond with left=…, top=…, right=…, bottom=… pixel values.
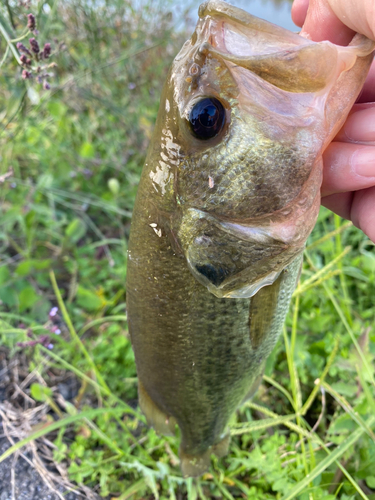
left=189, top=98, right=225, bottom=140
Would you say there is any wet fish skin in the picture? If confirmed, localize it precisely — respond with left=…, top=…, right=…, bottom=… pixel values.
left=126, top=0, right=374, bottom=477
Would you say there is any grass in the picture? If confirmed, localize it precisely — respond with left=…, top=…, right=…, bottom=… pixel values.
left=0, top=1, right=375, bottom=499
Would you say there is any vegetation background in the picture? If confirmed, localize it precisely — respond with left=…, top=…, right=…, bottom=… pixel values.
left=0, top=0, right=375, bottom=499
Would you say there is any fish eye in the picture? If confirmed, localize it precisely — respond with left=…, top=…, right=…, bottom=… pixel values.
left=188, top=97, right=226, bottom=140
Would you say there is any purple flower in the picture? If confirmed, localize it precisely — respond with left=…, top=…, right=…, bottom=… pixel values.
left=17, top=42, right=32, bottom=57
left=83, top=168, right=93, bottom=178
left=42, top=43, right=51, bottom=59
left=29, top=37, right=40, bottom=54
left=22, top=69, right=32, bottom=79
left=50, top=325, right=61, bottom=335
left=43, top=80, right=51, bottom=90
left=27, top=13, right=36, bottom=31
left=49, top=306, right=58, bottom=319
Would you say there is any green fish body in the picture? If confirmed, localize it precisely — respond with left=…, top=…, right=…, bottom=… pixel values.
left=127, top=0, right=374, bottom=476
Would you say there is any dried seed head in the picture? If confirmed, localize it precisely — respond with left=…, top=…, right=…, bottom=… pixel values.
left=17, top=42, right=32, bottom=57
left=22, top=69, right=32, bottom=79
left=20, top=55, right=32, bottom=66
left=42, top=43, right=51, bottom=59
left=29, top=37, right=40, bottom=54
left=27, top=13, right=36, bottom=31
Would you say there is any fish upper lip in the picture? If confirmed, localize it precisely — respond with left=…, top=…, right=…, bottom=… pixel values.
left=196, top=0, right=375, bottom=94
left=197, top=0, right=311, bottom=60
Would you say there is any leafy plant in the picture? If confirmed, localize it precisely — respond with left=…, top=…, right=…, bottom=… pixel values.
left=0, top=1, right=374, bottom=499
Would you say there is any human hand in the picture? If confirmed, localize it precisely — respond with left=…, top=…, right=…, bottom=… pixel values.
left=292, top=0, right=375, bottom=243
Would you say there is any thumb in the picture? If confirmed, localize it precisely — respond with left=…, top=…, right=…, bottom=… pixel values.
left=298, top=0, right=355, bottom=45
left=296, top=0, right=375, bottom=44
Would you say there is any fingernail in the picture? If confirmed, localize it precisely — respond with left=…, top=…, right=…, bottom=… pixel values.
left=345, top=108, right=375, bottom=143
left=352, top=147, right=375, bottom=177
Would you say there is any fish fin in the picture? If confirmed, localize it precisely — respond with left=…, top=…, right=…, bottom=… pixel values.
left=241, top=372, right=264, bottom=404
left=248, top=267, right=285, bottom=350
left=138, top=379, right=176, bottom=436
left=212, top=433, right=231, bottom=458
left=179, top=448, right=212, bottom=478
left=179, top=433, right=230, bottom=477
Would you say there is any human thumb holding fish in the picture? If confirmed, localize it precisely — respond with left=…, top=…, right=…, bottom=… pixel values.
left=292, top=0, right=375, bottom=243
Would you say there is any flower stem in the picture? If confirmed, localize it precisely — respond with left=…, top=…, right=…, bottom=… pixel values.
left=0, top=20, right=21, bottom=64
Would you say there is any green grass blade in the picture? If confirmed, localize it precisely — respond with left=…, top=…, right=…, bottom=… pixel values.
left=230, top=415, right=296, bottom=435
left=49, top=269, right=110, bottom=391
left=244, top=402, right=311, bottom=439
left=301, top=337, right=339, bottom=416
left=39, top=345, right=141, bottom=417
left=78, top=314, right=128, bottom=336
left=323, top=381, right=375, bottom=441
left=281, top=416, right=375, bottom=500
left=294, top=246, right=351, bottom=297
left=263, top=374, right=295, bottom=408
left=357, top=366, right=375, bottom=415
left=111, top=478, right=146, bottom=500
left=306, top=221, right=352, bottom=250
left=0, top=407, right=125, bottom=464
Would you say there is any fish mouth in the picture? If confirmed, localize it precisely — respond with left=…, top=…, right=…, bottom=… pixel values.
left=195, top=0, right=374, bottom=94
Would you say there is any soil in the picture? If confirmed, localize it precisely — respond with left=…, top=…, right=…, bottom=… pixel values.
left=0, top=347, right=100, bottom=500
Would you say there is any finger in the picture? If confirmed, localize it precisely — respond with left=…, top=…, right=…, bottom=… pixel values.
left=291, top=0, right=309, bottom=28
left=357, top=61, right=375, bottom=103
left=300, top=0, right=355, bottom=44
left=321, top=142, right=375, bottom=197
left=350, top=186, right=375, bottom=243
left=323, top=189, right=375, bottom=244
left=321, top=191, right=353, bottom=221
left=321, top=0, right=375, bottom=40
left=335, top=103, right=375, bottom=143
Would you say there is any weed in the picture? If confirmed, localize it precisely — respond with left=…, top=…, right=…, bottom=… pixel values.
left=0, top=1, right=374, bottom=499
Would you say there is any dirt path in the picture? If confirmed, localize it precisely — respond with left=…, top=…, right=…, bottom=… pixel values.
left=0, top=428, right=83, bottom=500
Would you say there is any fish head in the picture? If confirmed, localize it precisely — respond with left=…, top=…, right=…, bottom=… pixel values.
left=149, top=0, right=374, bottom=298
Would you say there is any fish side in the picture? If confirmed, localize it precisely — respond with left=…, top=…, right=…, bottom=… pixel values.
left=126, top=0, right=375, bottom=477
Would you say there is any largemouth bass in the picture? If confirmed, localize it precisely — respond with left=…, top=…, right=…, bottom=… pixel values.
left=127, top=0, right=374, bottom=477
